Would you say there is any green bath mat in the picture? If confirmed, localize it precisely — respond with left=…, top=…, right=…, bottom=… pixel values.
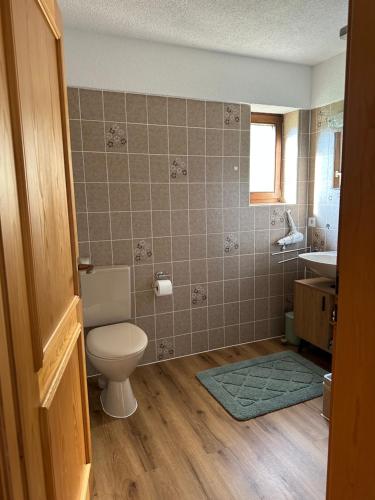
left=196, top=351, right=327, bottom=421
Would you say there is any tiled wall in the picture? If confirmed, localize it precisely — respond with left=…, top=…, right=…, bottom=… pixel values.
left=68, top=87, right=309, bottom=364
left=307, top=101, right=343, bottom=251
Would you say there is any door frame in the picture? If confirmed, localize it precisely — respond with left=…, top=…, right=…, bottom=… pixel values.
left=327, top=0, right=375, bottom=498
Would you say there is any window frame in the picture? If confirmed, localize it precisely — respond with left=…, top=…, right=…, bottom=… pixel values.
left=249, top=112, right=283, bottom=204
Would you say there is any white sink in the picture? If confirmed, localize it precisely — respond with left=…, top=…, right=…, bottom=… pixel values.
left=298, top=251, right=337, bottom=279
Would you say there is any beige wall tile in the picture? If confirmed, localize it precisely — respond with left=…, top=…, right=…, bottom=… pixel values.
left=72, top=152, right=84, bottom=181
left=80, top=89, right=103, bottom=121
left=188, top=127, right=205, bottom=155
left=76, top=213, right=88, bottom=242
left=208, top=281, right=224, bottom=305
left=169, top=126, right=187, bottom=155
left=126, top=93, right=147, bottom=123
left=151, top=184, right=170, bottom=211
left=109, top=183, right=130, bottom=211
left=88, top=212, right=111, bottom=241
left=224, top=130, right=240, bottom=156
left=167, top=98, right=187, bottom=126
left=152, top=211, right=171, bottom=237
left=156, top=313, right=173, bottom=339
left=170, top=184, right=188, bottom=210
left=208, top=305, right=224, bottom=329
left=90, top=241, right=112, bottom=265
left=153, top=237, right=171, bottom=263
left=174, top=333, right=192, bottom=356
left=67, top=87, right=80, bottom=119
left=209, top=328, right=224, bottom=349
left=192, top=307, right=207, bottom=332
left=136, top=290, right=155, bottom=317
left=82, top=120, right=105, bottom=152
left=132, top=211, right=152, bottom=238
left=110, top=212, right=131, bottom=240
left=225, top=325, right=240, bottom=346
left=69, top=120, right=82, bottom=151
left=189, top=209, right=206, bottom=235
left=74, top=183, right=86, bottom=212
left=147, top=95, right=167, bottom=125
left=192, top=330, right=208, bottom=353
left=187, top=99, right=205, bottom=127
left=136, top=315, right=155, bottom=340
left=86, top=183, right=109, bottom=212
left=127, top=124, right=148, bottom=153
left=112, top=239, right=133, bottom=265
left=172, top=260, right=190, bottom=286
left=206, top=102, right=223, bottom=129
left=188, top=156, right=205, bottom=182
left=107, top=153, right=129, bottom=182
left=104, top=91, right=126, bottom=122
left=172, top=236, right=189, bottom=261
left=150, top=155, right=170, bottom=183
left=130, top=184, right=151, bottom=211
left=149, top=125, right=168, bottom=154
left=174, top=310, right=191, bottom=335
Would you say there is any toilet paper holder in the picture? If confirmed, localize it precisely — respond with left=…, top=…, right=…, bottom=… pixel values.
left=152, top=271, right=171, bottom=287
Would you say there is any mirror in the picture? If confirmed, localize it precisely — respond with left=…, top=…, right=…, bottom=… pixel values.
left=333, top=130, right=343, bottom=189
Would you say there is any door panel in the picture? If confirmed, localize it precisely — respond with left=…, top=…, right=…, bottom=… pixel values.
left=11, top=0, right=75, bottom=362
left=0, top=0, right=91, bottom=497
left=40, top=343, right=88, bottom=500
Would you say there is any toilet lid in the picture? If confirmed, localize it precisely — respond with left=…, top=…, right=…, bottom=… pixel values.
left=86, top=323, right=148, bottom=359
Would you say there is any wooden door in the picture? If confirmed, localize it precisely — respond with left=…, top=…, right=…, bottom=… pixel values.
left=0, top=0, right=91, bottom=498
left=326, top=0, right=375, bottom=498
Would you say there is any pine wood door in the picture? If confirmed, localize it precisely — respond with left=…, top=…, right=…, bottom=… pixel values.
left=327, top=0, right=375, bottom=497
left=0, top=0, right=91, bottom=498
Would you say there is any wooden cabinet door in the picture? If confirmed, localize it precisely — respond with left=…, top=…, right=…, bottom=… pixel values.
left=0, top=0, right=91, bottom=498
left=294, top=282, right=332, bottom=351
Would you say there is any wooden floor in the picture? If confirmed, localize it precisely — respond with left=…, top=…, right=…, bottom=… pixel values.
left=89, top=340, right=331, bottom=500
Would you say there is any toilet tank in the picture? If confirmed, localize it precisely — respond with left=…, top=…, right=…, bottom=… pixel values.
left=80, top=265, right=131, bottom=327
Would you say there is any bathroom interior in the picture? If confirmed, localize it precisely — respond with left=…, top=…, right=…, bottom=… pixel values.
left=65, top=1, right=347, bottom=494
left=1, top=0, right=358, bottom=499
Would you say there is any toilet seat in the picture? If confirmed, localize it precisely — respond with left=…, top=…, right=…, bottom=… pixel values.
left=86, top=322, right=147, bottom=360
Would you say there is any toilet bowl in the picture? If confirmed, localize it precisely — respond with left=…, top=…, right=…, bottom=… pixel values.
left=86, top=322, right=148, bottom=418
left=80, top=265, right=148, bottom=419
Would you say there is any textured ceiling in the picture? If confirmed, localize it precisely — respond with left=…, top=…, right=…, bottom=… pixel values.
left=60, top=0, right=348, bottom=65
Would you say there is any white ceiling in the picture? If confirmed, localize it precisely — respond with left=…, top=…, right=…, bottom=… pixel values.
left=60, top=0, right=348, bottom=66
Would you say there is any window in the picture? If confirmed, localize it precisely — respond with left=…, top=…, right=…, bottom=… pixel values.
left=250, top=113, right=283, bottom=204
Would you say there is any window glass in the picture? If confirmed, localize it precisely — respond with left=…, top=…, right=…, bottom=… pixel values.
left=250, top=123, right=276, bottom=193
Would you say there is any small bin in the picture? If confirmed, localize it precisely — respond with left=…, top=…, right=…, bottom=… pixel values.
left=284, top=311, right=300, bottom=346
left=322, top=373, right=332, bottom=420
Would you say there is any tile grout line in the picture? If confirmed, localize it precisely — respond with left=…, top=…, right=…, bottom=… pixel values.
left=144, top=94, right=158, bottom=357
left=185, top=98, right=194, bottom=356
left=221, top=104, right=226, bottom=346
left=250, top=106, right=256, bottom=342
left=123, top=92, right=137, bottom=322
left=237, top=105, right=242, bottom=343
left=203, top=101, right=209, bottom=351
left=166, top=97, right=176, bottom=359
left=76, top=89, right=90, bottom=264
left=101, top=90, right=115, bottom=266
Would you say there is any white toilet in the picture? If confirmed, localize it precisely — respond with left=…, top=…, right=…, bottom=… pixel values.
left=80, top=265, right=148, bottom=418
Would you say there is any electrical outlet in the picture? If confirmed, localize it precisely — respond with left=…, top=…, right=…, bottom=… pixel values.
left=308, top=216, right=316, bottom=228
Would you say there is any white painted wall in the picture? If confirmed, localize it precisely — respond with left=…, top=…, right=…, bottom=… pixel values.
left=311, top=52, right=346, bottom=108
left=64, top=28, right=311, bottom=109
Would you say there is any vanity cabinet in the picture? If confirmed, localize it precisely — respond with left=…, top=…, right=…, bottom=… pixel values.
left=294, top=278, right=336, bottom=352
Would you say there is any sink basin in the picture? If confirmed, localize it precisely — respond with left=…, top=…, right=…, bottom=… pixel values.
left=298, top=251, right=337, bottom=279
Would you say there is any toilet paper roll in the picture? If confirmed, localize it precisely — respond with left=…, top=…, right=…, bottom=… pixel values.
left=154, top=279, right=173, bottom=297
